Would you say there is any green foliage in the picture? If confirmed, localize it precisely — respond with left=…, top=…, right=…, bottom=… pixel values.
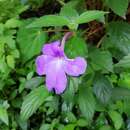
left=17, top=20, right=47, bottom=62
left=20, top=86, right=49, bottom=120
left=28, top=7, right=106, bottom=30
left=0, top=0, right=130, bottom=129
left=0, top=106, right=9, bottom=125
left=112, top=87, right=130, bottom=100
left=0, top=0, right=28, bottom=22
left=89, top=48, right=113, bottom=72
left=102, top=22, right=130, bottom=58
left=93, top=74, right=113, bottom=104
left=108, top=110, right=123, bottom=130
left=78, top=86, right=96, bottom=121
left=118, top=72, right=130, bottom=89
left=115, top=53, right=130, bottom=68
left=27, top=15, right=70, bottom=28
left=76, top=10, right=107, bottom=24
left=103, top=0, right=129, bottom=16
left=65, top=35, right=88, bottom=58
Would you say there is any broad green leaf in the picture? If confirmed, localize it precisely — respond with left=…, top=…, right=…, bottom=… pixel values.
left=20, top=86, right=49, bottom=120
left=60, top=6, right=79, bottom=18
left=102, top=22, right=130, bottom=58
left=95, top=113, right=107, bottom=128
left=27, top=15, right=69, bottom=28
left=0, top=0, right=28, bottom=22
left=99, top=125, right=113, bottom=130
left=40, top=123, right=50, bottom=130
left=108, top=110, right=123, bottom=130
left=112, top=87, right=130, bottom=101
left=0, top=56, right=9, bottom=74
left=16, top=115, right=28, bottom=130
left=93, top=75, right=113, bottom=104
left=5, top=18, right=22, bottom=28
left=118, top=72, right=130, bottom=89
left=78, top=86, right=96, bottom=120
left=89, top=49, right=113, bottom=72
left=124, top=100, right=130, bottom=116
left=11, top=49, right=20, bottom=58
left=62, top=0, right=86, bottom=14
left=1, top=35, right=16, bottom=50
left=64, top=112, right=77, bottom=123
left=63, top=124, right=75, bottom=130
left=115, top=53, right=130, bottom=68
left=77, top=118, right=88, bottom=127
left=6, top=55, right=15, bottom=69
left=63, top=77, right=80, bottom=103
left=24, top=77, right=44, bottom=89
left=104, top=0, right=129, bottom=16
left=0, top=106, right=9, bottom=125
left=60, top=6, right=79, bottom=30
left=17, top=26, right=47, bottom=62
left=19, top=77, right=44, bottom=93
left=76, top=10, right=106, bottom=24
left=65, top=36, right=88, bottom=58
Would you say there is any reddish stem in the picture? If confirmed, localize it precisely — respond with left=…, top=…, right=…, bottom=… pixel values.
left=61, top=32, right=73, bottom=49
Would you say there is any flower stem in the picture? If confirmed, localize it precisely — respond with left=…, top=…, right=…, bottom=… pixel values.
left=61, top=32, right=73, bottom=49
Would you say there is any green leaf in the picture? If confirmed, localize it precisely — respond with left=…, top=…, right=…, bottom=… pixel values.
left=40, top=123, right=50, bottom=130
left=99, top=125, right=113, bottom=130
left=104, top=0, right=129, bottom=16
left=5, top=18, right=22, bottom=28
left=112, top=87, right=130, bottom=101
left=118, top=72, right=130, bottom=89
left=20, top=86, right=49, bottom=120
left=60, top=6, right=79, bottom=18
left=0, top=106, right=9, bottom=125
left=63, top=77, right=80, bottom=103
left=115, top=53, right=130, bottom=68
left=89, top=49, right=113, bottom=72
left=78, top=87, right=96, bottom=120
left=0, top=56, right=9, bottom=74
left=24, top=77, right=44, bottom=89
left=6, top=55, right=15, bottom=69
left=60, top=6, right=79, bottom=30
left=77, top=118, right=88, bottom=127
left=76, top=10, right=106, bottom=24
left=102, top=22, right=130, bottom=57
left=93, top=75, right=113, bottom=104
left=63, top=124, right=75, bottom=130
left=65, top=36, right=88, bottom=58
left=27, top=15, right=69, bottom=28
left=11, top=49, right=20, bottom=58
left=17, top=26, right=47, bottom=62
left=124, top=100, right=130, bottom=116
left=108, top=110, right=123, bottom=130
left=64, top=112, right=77, bottom=123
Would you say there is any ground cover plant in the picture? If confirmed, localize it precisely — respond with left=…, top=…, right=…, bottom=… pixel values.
left=0, top=0, right=130, bottom=130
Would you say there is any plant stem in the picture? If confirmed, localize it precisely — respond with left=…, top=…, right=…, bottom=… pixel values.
left=61, top=32, right=73, bottom=49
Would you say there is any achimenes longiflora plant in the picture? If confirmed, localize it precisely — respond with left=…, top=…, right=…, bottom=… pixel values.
left=36, top=32, right=87, bottom=94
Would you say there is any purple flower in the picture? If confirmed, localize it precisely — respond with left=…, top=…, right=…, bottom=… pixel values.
left=36, top=32, right=87, bottom=94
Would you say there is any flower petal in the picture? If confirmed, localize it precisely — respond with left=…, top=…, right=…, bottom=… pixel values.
left=45, top=58, right=67, bottom=94
left=42, top=40, right=60, bottom=56
left=65, top=57, right=87, bottom=76
left=35, top=55, right=53, bottom=75
left=55, top=70, right=67, bottom=94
